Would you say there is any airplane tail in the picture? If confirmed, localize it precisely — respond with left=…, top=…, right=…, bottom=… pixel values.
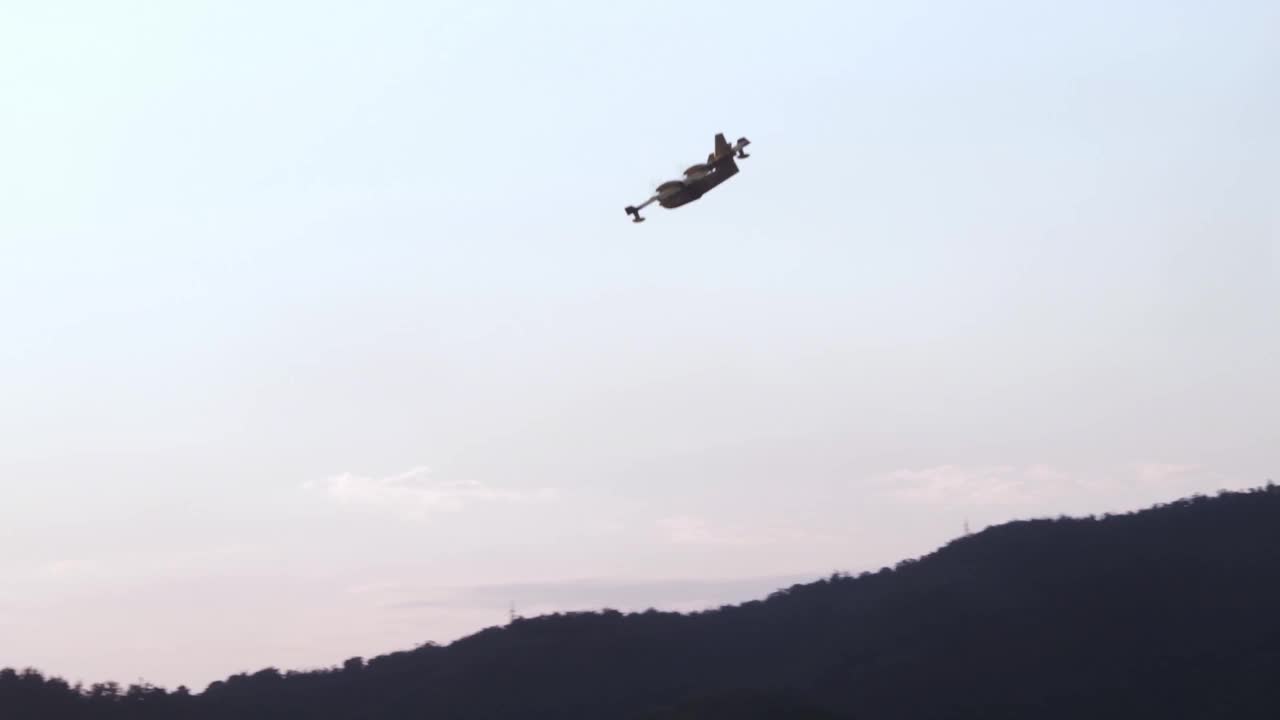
left=714, top=133, right=732, bottom=159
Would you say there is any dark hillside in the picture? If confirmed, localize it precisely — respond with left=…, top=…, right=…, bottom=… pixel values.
left=5, top=484, right=1279, bottom=719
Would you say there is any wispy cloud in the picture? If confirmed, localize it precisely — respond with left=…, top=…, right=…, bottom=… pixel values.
left=876, top=464, right=1059, bottom=506
left=657, top=515, right=764, bottom=547
left=304, top=466, right=556, bottom=518
left=25, top=544, right=257, bottom=585
left=874, top=462, right=1252, bottom=510
left=654, top=515, right=839, bottom=549
left=1134, top=462, right=1199, bottom=486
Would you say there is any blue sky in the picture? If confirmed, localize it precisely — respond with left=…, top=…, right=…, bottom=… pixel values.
left=1, top=0, right=1277, bottom=689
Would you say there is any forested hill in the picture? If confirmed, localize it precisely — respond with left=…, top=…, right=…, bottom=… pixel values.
left=5, top=484, right=1279, bottom=719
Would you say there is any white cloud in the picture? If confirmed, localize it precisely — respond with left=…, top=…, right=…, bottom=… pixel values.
left=304, top=466, right=556, bottom=518
left=1134, top=462, right=1199, bottom=486
left=876, top=465, right=1045, bottom=506
left=24, top=544, right=257, bottom=585
left=657, top=515, right=763, bottom=547
left=874, top=461, right=1255, bottom=511
left=344, top=580, right=407, bottom=596
left=655, top=515, right=838, bottom=549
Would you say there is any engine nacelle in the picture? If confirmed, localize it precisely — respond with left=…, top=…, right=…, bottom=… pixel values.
left=656, top=180, right=687, bottom=194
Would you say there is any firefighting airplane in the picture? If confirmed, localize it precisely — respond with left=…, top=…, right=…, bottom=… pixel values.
left=624, top=133, right=751, bottom=223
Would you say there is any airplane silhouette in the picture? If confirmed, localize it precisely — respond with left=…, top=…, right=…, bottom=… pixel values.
left=624, top=133, right=751, bottom=223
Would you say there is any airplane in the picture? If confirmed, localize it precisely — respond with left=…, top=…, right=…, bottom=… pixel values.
left=624, top=133, right=751, bottom=223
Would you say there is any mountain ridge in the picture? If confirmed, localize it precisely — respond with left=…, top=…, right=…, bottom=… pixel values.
left=4, top=482, right=1278, bottom=719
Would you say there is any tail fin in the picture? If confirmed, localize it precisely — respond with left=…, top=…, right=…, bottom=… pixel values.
left=714, top=133, right=732, bottom=159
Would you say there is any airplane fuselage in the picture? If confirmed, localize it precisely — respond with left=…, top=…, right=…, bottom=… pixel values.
left=657, top=156, right=739, bottom=209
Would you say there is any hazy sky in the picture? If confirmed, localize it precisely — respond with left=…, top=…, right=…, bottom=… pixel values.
left=2, top=0, right=1277, bottom=690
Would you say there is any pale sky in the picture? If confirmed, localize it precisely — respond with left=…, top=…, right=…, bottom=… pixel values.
left=1, top=0, right=1277, bottom=690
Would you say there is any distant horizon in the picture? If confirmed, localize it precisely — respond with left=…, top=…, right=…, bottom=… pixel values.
left=10, top=480, right=1277, bottom=691
left=9, top=481, right=1280, bottom=719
